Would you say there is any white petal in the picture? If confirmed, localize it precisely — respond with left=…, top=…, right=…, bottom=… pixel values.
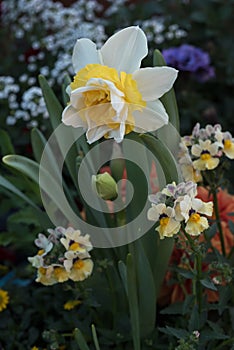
left=132, top=100, right=168, bottom=133
left=107, top=123, right=126, bottom=143
left=62, top=104, right=87, bottom=128
left=100, top=26, right=148, bottom=73
left=147, top=206, right=160, bottom=221
left=86, top=125, right=110, bottom=144
left=133, top=67, right=178, bottom=101
left=72, top=38, right=100, bottom=73
left=191, top=144, right=202, bottom=157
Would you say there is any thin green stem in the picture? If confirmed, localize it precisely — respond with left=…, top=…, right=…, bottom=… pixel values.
left=195, top=253, right=202, bottom=313
left=182, top=230, right=202, bottom=313
left=212, top=187, right=226, bottom=257
left=202, top=170, right=226, bottom=257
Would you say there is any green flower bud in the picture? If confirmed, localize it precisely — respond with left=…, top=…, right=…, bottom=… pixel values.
left=92, top=172, right=118, bottom=201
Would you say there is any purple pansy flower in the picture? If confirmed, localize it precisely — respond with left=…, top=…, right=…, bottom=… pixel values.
left=162, top=44, right=215, bottom=82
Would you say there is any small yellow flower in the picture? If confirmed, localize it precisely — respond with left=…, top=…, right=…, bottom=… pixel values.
left=185, top=212, right=209, bottom=236
left=156, top=215, right=181, bottom=239
left=223, top=139, right=234, bottom=159
left=53, top=266, right=69, bottom=283
left=191, top=140, right=219, bottom=170
left=31, top=347, right=39, bottom=350
left=69, top=259, right=94, bottom=282
left=64, top=299, right=82, bottom=310
left=0, top=289, right=9, bottom=312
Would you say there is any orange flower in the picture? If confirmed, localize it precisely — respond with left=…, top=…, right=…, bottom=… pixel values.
left=197, top=186, right=234, bottom=224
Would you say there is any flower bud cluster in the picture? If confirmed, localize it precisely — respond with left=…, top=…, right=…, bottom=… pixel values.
left=178, top=123, right=234, bottom=182
left=147, top=181, right=213, bottom=239
left=28, top=227, right=93, bottom=285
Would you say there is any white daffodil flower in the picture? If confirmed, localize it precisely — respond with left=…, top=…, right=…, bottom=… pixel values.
left=62, top=26, right=178, bottom=143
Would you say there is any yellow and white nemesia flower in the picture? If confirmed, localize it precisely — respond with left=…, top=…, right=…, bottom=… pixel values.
left=60, top=227, right=92, bottom=255
left=148, top=181, right=213, bottom=239
left=177, top=195, right=213, bottom=236
left=178, top=123, right=234, bottom=183
left=191, top=139, right=219, bottom=171
left=64, top=251, right=94, bottom=282
left=28, top=227, right=93, bottom=286
left=62, top=26, right=178, bottom=143
left=147, top=203, right=181, bottom=239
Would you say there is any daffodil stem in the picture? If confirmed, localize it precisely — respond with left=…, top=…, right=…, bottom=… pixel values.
left=211, top=187, right=226, bottom=257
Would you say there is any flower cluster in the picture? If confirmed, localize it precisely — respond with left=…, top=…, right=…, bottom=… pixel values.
left=135, top=18, right=187, bottom=47
left=162, top=44, right=215, bottom=82
left=28, top=227, right=93, bottom=285
left=147, top=181, right=213, bottom=239
left=178, top=123, right=234, bottom=182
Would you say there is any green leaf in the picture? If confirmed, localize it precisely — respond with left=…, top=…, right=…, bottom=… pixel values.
left=31, top=128, right=78, bottom=214
left=0, top=231, right=14, bottom=246
left=118, top=261, right=128, bottom=296
left=158, top=326, right=188, bottom=339
left=39, top=75, right=78, bottom=187
left=140, top=133, right=180, bottom=184
left=127, top=253, right=141, bottom=350
left=123, top=132, right=150, bottom=223
left=2, top=154, right=79, bottom=225
left=133, top=240, right=156, bottom=336
left=188, top=305, right=200, bottom=332
left=0, top=129, right=15, bottom=155
left=153, top=235, right=174, bottom=295
left=62, top=74, right=71, bottom=106
left=38, top=75, right=63, bottom=130
left=3, top=155, right=39, bottom=183
left=31, top=128, right=46, bottom=163
left=0, top=174, right=40, bottom=211
left=91, top=325, right=101, bottom=350
left=160, top=302, right=183, bottom=315
left=73, top=328, right=90, bottom=350
left=200, top=278, right=217, bottom=291
left=153, top=49, right=180, bottom=131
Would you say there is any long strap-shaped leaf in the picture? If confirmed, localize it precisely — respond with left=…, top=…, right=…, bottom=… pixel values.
left=140, top=133, right=180, bottom=293
left=0, top=129, right=15, bottom=155
left=31, top=128, right=79, bottom=214
left=127, top=253, right=141, bottom=350
left=140, top=133, right=180, bottom=184
left=153, top=49, right=180, bottom=131
left=2, top=155, right=80, bottom=225
left=73, top=328, right=90, bottom=350
left=133, top=239, right=156, bottom=337
left=0, top=175, right=40, bottom=211
left=38, top=75, right=78, bottom=188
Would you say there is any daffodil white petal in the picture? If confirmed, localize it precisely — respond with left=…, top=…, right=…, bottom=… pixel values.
left=132, top=100, right=168, bottom=133
left=72, top=38, right=101, bottom=73
left=100, top=26, right=148, bottom=73
left=62, top=104, right=87, bottom=128
left=133, top=67, right=178, bottom=101
left=86, top=125, right=110, bottom=144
